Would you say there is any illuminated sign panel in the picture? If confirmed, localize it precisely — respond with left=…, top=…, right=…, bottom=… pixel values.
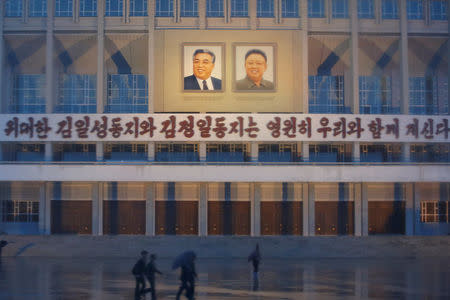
left=0, top=114, right=448, bottom=143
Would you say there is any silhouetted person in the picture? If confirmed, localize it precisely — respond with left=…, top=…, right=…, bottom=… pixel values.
left=248, top=243, right=261, bottom=290
left=176, top=256, right=197, bottom=300
left=142, top=254, right=163, bottom=300
left=0, top=240, right=7, bottom=256
left=132, top=250, right=148, bottom=300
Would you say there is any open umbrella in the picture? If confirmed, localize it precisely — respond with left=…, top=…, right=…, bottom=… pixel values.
left=172, top=250, right=196, bottom=270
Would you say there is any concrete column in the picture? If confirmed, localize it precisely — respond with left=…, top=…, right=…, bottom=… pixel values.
left=147, top=142, right=155, bottom=161
left=145, top=182, right=155, bottom=236
left=199, top=183, right=208, bottom=236
left=74, top=0, right=80, bottom=23
left=45, top=143, right=53, bottom=161
left=198, top=0, right=206, bottom=29
left=448, top=0, right=450, bottom=103
left=404, top=183, right=414, bottom=236
left=326, top=0, right=332, bottom=24
left=96, top=142, right=104, bottom=161
left=250, top=142, right=258, bottom=162
left=199, top=142, right=207, bottom=162
left=38, top=183, right=47, bottom=234
left=361, top=183, right=369, bottom=236
left=308, top=183, right=315, bottom=236
left=97, top=0, right=105, bottom=113
left=251, top=183, right=260, bottom=236
left=124, top=0, right=130, bottom=23
left=92, top=182, right=103, bottom=235
left=302, top=183, right=309, bottom=236
left=44, top=182, right=52, bottom=235
left=46, top=0, right=55, bottom=113
left=0, top=2, right=5, bottom=114
left=148, top=1, right=155, bottom=112
left=353, top=142, right=360, bottom=162
left=350, top=0, right=360, bottom=113
left=354, top=182, right=362, bottom=236
left=403, top=143, right=411, bottom=162
left=374, top=0, right=382, bottom=24
left=400, top=0, right=409, bottom=114
left=249, top=0, right=257, bottom=30
left=302, top=142, right=309, bottom=162
left=300, top=0, right=309, bottom=113
left=413, top=183, right=421, bottom=234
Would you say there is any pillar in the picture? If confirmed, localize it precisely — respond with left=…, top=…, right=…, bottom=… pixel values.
left=400, top=0, right=409, bottom=114
left=403, top=143, right=411, bottom=162
left=96, top=142, right=104, bottom=161
left=147, top=142, right=155, bottom=161
left=308, top=183, right=315, bottom=236
left=250, top=142, right=258, bottom=162
left=413, top=183, right=421, bottom=235
left=97, top=0, right=105, bottom=113
left=302, top=183, right=309, bottom=236
left=404, top=183, right=414, bottom=236
left=302, top=142, right=310, bottom=162
left=198, top=0, right=206, bottom=29
left=251, top=183, right=260, bottom=236
left=448, top=0, right=450, bottom=105
left=45, top=143, right=53, bottom=161
left=199, top=142, right=207, bottom=162
left=361, top=183, right=369, bottom=236
left=39, top=182, right=47, bottom=234
left=92, top=182, right=103, bottom=235
left=44, top=182, right=52, bottom=235
left=354, top=182, right=362, bottom=236
left=148, top=0, right=155, bottom=112
left=0, top=2, right=5, bottom=113
left=249, top=0, right=257, bottom=30
left=350, top=0, right=360, bottom=113
left=353, top=142, right=360, bottom=162
left=199, top=183, right=207, bottom=236
left=145, top=182, right=155, bottom=236
left=45, top=0, right=55, bottom=163
left=300, top=0, right=309, bottom=113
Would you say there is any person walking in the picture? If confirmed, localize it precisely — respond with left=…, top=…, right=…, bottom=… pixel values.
left=132, top=250, right=148, bottom=300
left=248, top=243, right=261, bottom=290
left=176, top=254, right=197, bottom=300
left=142, top=254, right=163, bottom=300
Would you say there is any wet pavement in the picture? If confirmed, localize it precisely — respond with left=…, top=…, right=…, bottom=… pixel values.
left=0, top=257, right=449, bottom=299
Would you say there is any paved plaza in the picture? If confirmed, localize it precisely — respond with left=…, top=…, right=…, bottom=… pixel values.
left=0, top=256, right=449, bottom=299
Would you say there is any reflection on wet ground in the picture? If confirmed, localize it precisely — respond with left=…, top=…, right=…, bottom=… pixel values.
left=0, top=257, right=449, bottom=299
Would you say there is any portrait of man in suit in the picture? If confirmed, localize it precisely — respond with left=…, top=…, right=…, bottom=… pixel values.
left=184, top=49, right=222, bottom=91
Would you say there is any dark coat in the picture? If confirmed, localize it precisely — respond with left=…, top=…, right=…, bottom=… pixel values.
left=132, top=258, right=147, bottom=276
left=145, top=260, right=162, bottom=280
left=184, top=75, right=222, bottom=90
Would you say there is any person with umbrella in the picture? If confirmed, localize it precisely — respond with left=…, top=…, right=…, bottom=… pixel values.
left=132, top=250, right=148, bottom=300
left=142, top=254, right=163, bottom=300
left=173, top=251, right=197, bottom=300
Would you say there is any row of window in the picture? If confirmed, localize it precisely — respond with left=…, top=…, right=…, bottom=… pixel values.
left=5, top=0, right=448, bottom=20
left=3, top=199, right=448, bottom=224
left=3, top=143, right=449, bottom=163
left=8, top=74, right=447, bottom=115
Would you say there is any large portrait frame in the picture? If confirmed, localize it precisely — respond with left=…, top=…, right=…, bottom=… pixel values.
left=233, top=43, right=277, bottom=92
left=182, top=43, right=225, bottom=93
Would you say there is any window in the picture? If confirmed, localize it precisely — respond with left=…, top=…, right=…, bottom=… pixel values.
left=358, top=0, right=374, bottom=19
left=106, top=74, right=148, bottom=113
left=430, top=0, right=448, bottom=20
left=105, top=0, right=123, bottom=16
left=105, top=143, right=148, bottom=161
left=130, top=0, right=147, bottom=16
left=80, top=0, right=97, bottom=16
left=411, top=144, right=450, bottom=162
left=309, top=76, right=347, bottom=113
left=282, top=0, right=298, bottom=18
left=10, top=75, right=46, bottom=113
left=382, top=0, right=399, bottom=19
left=257, top=0, right=274, bottom=17
left=55, top=75, right=96, bottom=113
left=308, top=0, right=325, bottom=18
left=407, top=0, right=423, bottom=19
left=207, top=0, right=224, bottom=17
left=2, top=200, right=39, bottom=223
left=359, top=76, right=397, bottom=114
left=5, top=0, right=23, bottom=17
left=421, top=201, right=449, bottom=223
left=231, top=0, right=248, bottom=17
left=155, top=0, right=173, bottom=17
left=332, top=0, right=348, bottom=18
left=29, top=0, right=47, bottom=17
left=408, top=77, right=447, bottom=115
left=180, top=0, right=198, bottom=17
left=55, top=0, right=73, bottom=17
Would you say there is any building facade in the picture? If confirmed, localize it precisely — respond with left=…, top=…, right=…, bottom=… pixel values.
left=0, top=0, right=448, bottom=236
